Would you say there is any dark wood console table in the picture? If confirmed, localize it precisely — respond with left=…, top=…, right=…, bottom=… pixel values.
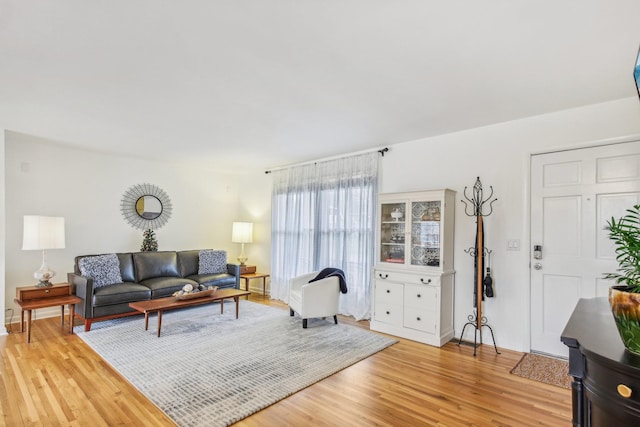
left=561, top=297, right=640, bottom=426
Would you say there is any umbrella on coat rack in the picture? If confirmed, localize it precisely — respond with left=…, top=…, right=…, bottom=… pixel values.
left=484, top=249, right=494, bottom=298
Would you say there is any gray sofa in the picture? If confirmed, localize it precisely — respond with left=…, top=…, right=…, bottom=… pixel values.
left=68, top=250, right=241, bottom=331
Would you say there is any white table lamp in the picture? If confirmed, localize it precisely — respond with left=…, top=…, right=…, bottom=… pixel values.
left=231, top=222, right=253, bottom=265
left=22, top=215, right=66, bottom=287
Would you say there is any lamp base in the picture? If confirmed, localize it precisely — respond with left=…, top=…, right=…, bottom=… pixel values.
left=36, top=280, right=53, bottom=288
left=34, top=252, right=56, bottom=288
left=237, top=243, right=248, bottom=266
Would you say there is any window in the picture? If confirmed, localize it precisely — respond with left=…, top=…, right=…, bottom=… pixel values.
left=270, top=152, right=378, bottom=320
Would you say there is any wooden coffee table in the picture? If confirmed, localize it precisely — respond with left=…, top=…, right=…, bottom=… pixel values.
left=129, top=288, right=251, bottom=337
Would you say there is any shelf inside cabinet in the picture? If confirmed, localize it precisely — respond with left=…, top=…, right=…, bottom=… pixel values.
left=381, top=203, right=406, bottom=222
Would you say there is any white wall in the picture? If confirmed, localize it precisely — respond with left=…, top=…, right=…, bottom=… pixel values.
left=0, top=130, right=6, bottom=334
left=4, top=132, right=242, bottom=321
left=233, top=97, right=640, bottom=352
left=4, top=97, right=640, bottom=350
left=378, top=97, right=640, bottom=351
left=237, top=172, right=272, bottom=261
left=234, top=171, right=273, bottom=293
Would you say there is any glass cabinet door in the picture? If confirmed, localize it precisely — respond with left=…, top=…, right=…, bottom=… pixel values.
left=410, top=200, right=441, bottom=267
left=380, top=202, right=406, bottom=264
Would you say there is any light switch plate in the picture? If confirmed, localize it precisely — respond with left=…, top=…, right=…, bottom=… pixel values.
left=507, top=239, right=520, bottom=251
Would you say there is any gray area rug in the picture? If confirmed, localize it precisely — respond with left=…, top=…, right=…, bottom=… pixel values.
left=75, top=299, right=396, bottom=427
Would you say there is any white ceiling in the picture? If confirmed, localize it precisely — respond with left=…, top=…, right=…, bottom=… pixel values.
left=1, top=1, right=639, bottom=171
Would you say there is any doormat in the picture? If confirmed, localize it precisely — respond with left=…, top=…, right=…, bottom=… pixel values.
left=510, top=353, right=571, bottom=389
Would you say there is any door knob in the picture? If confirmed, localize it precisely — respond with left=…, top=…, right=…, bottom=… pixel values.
left=533, top=263, right=542, bottom=270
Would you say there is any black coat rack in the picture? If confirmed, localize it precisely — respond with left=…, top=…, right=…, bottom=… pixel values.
left=458, top=177, right=500, bottom=356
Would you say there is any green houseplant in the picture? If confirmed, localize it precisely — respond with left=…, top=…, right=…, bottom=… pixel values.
left=606, top=204, right=640, bottom=355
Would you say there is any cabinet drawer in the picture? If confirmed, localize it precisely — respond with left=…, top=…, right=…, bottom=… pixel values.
left=240, top=265, right=256, bottom=274
left=404, top=307, right=437, bottom=334
left=406, top=274, right=439, bottom=287
left=585, top=354, right=640, bottom=407
left=404, top=284, right=438, bottom=310
left=375, top=280, right=403, bottom=305
left=374, top=302, right=403, bottom=326
left=374, top=269, right=440, bottom=287
left=17, top=284, right=70, bottom=301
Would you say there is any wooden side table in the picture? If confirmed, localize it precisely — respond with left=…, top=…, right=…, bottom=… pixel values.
left=237, top=265, right=255, bottom=299
left=240, top=272, right=271, bottom=296
left=14, top=283, right=81, bottom=343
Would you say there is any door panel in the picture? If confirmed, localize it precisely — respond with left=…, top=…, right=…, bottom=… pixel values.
left=543, top=161, right=582, bottom=187
left=596, top=193, right=640, bottom=259
left=543, top=196, right=581, bottom=257
left=531, top=140, right=640, bottom=357
left=542, top=275, right=581, bottom=335
left=597, top=154, right=640, bottom=182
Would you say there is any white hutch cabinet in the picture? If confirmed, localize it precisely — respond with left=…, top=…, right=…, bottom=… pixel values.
left=371, top=189, right=455, bottom=347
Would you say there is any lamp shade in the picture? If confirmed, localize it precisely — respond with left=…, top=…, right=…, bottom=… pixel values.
left=22, top=216, right=66, bottom=250
left=231, top=222, right=253, bottom=243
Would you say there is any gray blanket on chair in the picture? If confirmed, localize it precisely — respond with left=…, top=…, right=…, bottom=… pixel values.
left=309, top=268, right=348, bottom=294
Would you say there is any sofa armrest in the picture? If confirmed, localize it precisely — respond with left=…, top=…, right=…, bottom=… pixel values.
left=68, top=272, right=94, bottom=319
left=227, top=263, right=241, bottom=289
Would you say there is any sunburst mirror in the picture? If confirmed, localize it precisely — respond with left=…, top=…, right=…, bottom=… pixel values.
left=121, top=183, right=172, bottom=230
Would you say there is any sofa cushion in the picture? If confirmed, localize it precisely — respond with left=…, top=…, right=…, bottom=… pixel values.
left=117, top=253, right=136, bottom=283
left=140, top=277, right=199, bottom=299
left=187, top=273, right=236, bottom=288
left=177, top=250, right=200, bottom=277
left=133, top=251, right=180, bottom=282
left=78, top=254, right=123, bottom=288
left=198, top=250, right=227, bottom=274
left=93, top=282, right=151, bottom=307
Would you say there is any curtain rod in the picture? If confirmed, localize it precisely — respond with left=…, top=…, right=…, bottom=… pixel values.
left=265, top=146, right=389, bottom=174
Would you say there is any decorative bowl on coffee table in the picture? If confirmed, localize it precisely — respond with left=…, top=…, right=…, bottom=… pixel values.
left=174, top=286, right=218, bottom=300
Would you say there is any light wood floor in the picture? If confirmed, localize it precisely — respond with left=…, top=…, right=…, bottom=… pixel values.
left=1, top=294, right=572, bottom=426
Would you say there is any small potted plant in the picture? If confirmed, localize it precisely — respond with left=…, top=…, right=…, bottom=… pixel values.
left=141, top=228, right=158, bottom=252
left=605, top=204, right=640, bottom=355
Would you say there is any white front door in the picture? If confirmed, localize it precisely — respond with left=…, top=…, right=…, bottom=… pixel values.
left=530, top=140, right=640, bottom=357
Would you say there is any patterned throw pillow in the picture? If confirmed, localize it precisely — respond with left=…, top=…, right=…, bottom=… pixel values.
left=198, top=250, right=227, bottom=274
left=78, top=254, right=123, bottom=288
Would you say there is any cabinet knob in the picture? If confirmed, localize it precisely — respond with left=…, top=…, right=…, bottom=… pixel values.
left=386, top=311, right=390, bottom=315
left=617, top=384, right=633, bottom=398
left=417, top=294, right=421, bottom=298
left=420, top=278, right=431, bottom=284
left=416, top=317, right=421, bottom=321
left=386, top=289, right=390, bottom=293
left=45, top=289, right=50, bottom=293
left=379, top=273, right=389, bottom=279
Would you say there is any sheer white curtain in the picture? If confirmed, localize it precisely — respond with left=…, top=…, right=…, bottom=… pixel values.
left=270, top=151, right=378, bottom=320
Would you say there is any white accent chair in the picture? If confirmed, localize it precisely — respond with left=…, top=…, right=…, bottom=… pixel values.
left=289, top=271, right=341, bottom=328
